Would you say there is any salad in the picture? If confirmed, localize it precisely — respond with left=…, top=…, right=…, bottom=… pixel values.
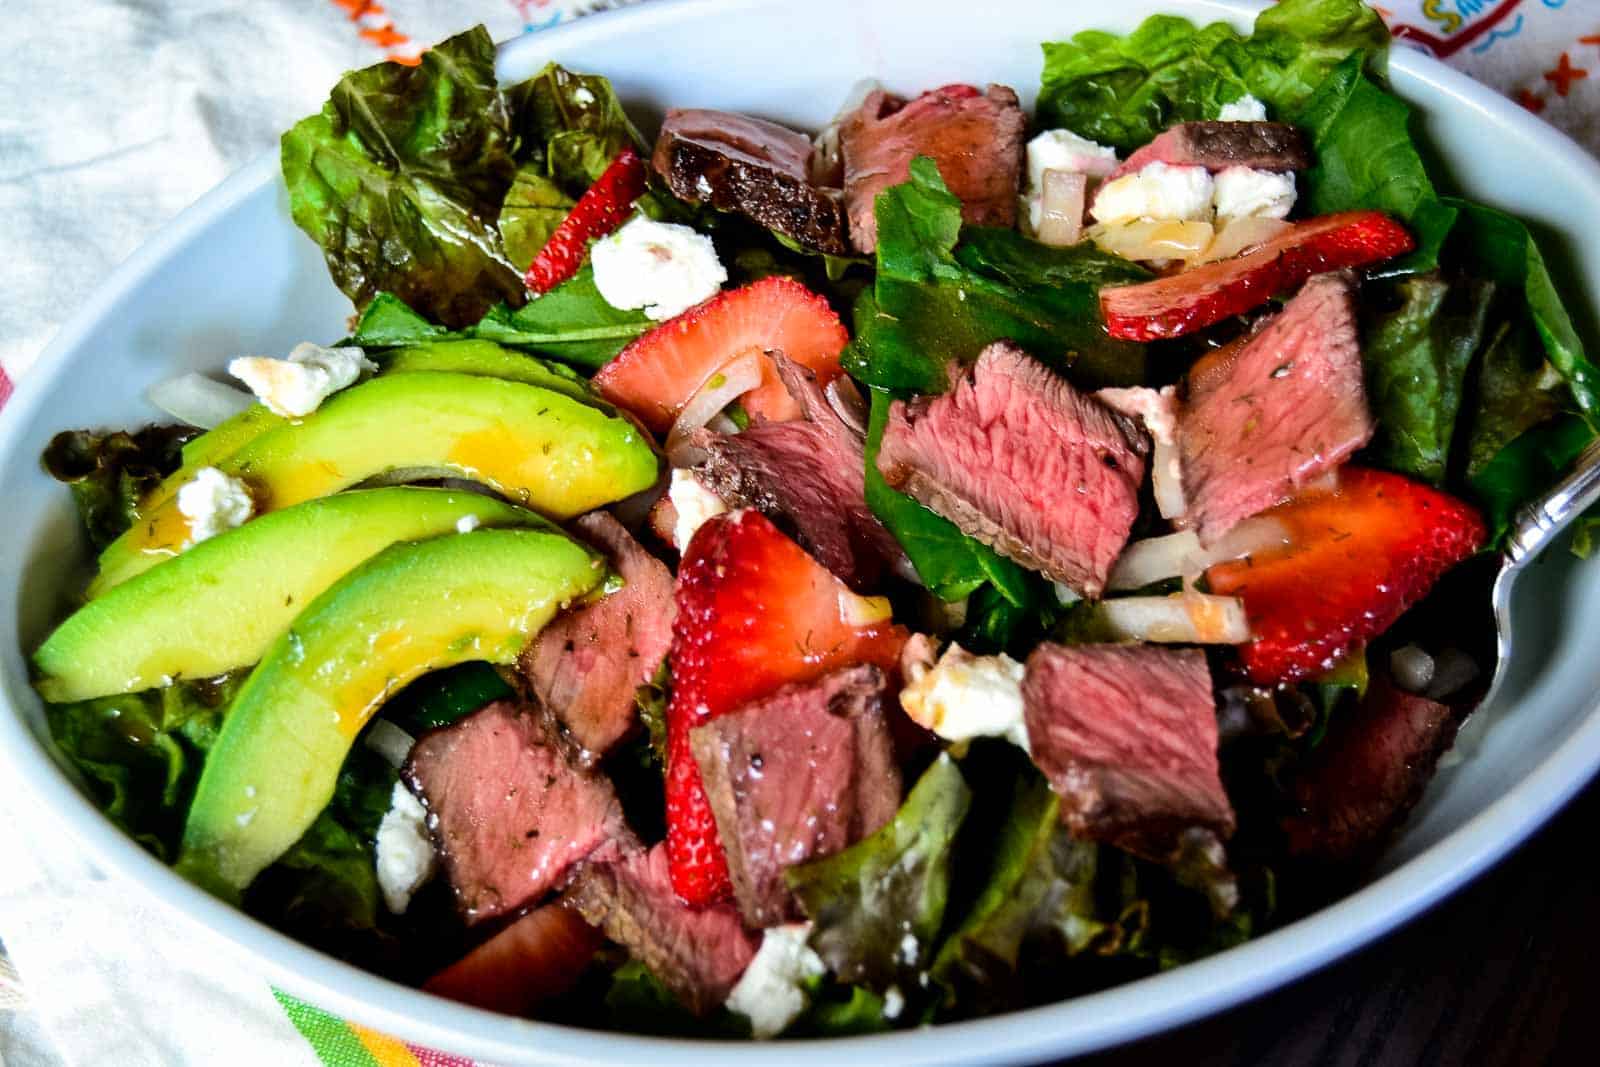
left=30, top=0, right=1599, bottom=1040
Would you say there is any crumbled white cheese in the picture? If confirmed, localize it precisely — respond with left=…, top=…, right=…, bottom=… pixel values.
left=1218, top=94, right=1269, bottom=122
left=375, top=782, right=437, bottom=915
left=899, top=642, right=1030, bottom=752
left=668, top=468, right=729, bottom=551
left=571, top=86, right=596, bottom=106
left=591, top=215, right=728, bottom=321
left=883, top=986, right=906, bottom=1020
left=1095, top=385, right=1178, bottom=446
left=228, top=342, right=376, bottom=418
left=1213, top=166, right=1297, bottom=221
left=175, top=467, right=254, bottom=544
left=1091, top=162, right=1215, bottom=225
left=455, top=514, right=480, bottom=534
left=1023, top=128, right=1119, bottom=231
left=725, top=924, right=825, bottom=1039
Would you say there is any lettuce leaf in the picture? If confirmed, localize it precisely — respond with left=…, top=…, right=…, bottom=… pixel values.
left=1037, top=0, right=1388, bottom=151
left=788, top=754, right=972, bottom=990
left=42, top=424, right=196, bottom=551
left=1463, top=317, right=1569, bottom=479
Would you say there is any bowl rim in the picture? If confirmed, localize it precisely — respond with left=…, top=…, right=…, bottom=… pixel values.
left=3, top=1, right=1600, bottom=1063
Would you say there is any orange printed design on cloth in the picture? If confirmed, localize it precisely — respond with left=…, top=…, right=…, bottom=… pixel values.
left=330, top=0, right=424, bottom=65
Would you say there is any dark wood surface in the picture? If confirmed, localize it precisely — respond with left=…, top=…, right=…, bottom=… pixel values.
left=1067, top=773, right=1600, bottom=1067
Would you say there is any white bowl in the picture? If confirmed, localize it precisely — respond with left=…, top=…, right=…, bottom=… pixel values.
left=3, top=1, right=1599, bottom=1062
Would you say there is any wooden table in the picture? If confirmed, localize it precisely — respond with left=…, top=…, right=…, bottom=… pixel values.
left=1073, top=774, right=1600, bottom=1066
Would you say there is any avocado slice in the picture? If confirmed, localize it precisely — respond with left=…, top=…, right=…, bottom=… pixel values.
left=177, top=526, right=605, bottom=895
left=35, top=487, right=542, bottom=703
left=138, top=405, right=287, bottom=515
left=375, top=340, right=593, bottom=403
left=90, top=372, right=659, bottom=594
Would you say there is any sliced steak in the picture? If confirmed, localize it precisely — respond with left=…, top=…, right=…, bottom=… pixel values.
left=567, top=843, right=760, bottom=1015
left=1109, top=121, right=1312, bottom=181
left=841, top=83, right=1026, bottom=253
left=690, top=355, right=906, bottom=589
left=519, top=512, right=674, bottom=762
left=689, top=664, right=902, bottom=927
left=653, top=108, right=850, bottom=255
left=1022, top=643, right=1235, bottom=859
left=875, top=341, right=1149, bottom=597
left=1283, top=678, right=1466, bottom=865
left=1178, top=271, right=1374, bottom=544
left=403, top=701, right=627, bottom=924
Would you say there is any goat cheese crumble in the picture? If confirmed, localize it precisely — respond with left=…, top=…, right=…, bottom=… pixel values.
left=228, top=342, right=376, bottom=418
left=592, top=215, right=728, bottom=321
left=375, top=782, right=437, bottom=915
left=899, top=642, right=1030, bottom=752
left=455, top=514, right=481, bottom=534
left=668, top=468, right=729, bottom=551
left=1091, top=162, right=1215, bottom=225
left=1217, top=94, right=1269, bottom=121
left=1213, top=166, right=1297, bottom=220
left=725, top=924, right=825, bottom=1039
left=175, top=467, right=254, bottom=545
left=1023, top=128, right=1119, bottom=231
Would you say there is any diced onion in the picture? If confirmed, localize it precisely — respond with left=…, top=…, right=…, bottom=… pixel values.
left=1096, top=593, right=1250, bottom=644
left=146, top=373, right=254, bottom=429
left=1089, top=219, right=1215, bottom=265
left=838, top=590, right=893, bottom=627
left=1197, top=216, right=1291, bottom=264
left=664, top=353, right=765, bottom=465
left=1035, top=169, right=1088, bottom=247
left=1109, top=517, right=1290, bottom=591
left=364, top=718, right=417, bottom=769
left=1390, top=644, right=1436, bottom=694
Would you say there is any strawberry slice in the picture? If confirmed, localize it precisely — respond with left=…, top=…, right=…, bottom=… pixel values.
left=1100, top=211, right=1416, bottom=341
left=592, top=276, right=849, bottom=433
left=523, top=145, right=648, bottom=295
left=423, top=901, right=602, bottom=1015
left=666, top=510, right=907, bottom=905
left=1206, top=467, right=1485, bottom=685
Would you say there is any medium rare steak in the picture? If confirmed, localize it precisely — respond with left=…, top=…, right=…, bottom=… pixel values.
left=689, top=664, right=902, bottom=927
left=1109, top=121, right=1312, bottom=181
left=691, top=355, right=906, bottom=589
left=1178, top=271, right=1374, bottom=544
left=403, top=701, right=627, bottom=924
left=519, top=512, right=674, bottom=762
left=653, top=108, right=850, bottom=255
left=567, top=843, right=760, bottom=1015
left=1283, top=677, right=1466, bottom=865
left=875, top=342, right=1148, bottom=597
left=1022, top=643, right=1235, bottom=858
left=841, top=84, right=1025, bottom=252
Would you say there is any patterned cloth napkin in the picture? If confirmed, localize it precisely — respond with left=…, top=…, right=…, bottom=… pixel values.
left=1, top=2, right=1597, bottom=1064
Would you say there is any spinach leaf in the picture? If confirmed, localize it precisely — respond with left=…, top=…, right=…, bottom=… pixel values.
left=788, top=754, right=972, bottom=990
left=473, top=265, right=651, bottom=368
left=349, top=292, right=459, bottom=348
left=1468, top=414, right=1594, bottom=545
left=601, top=960, right=751, bottom=1037
left=1037, top=0, right=1388, bottom=151
left=381, top=662, right=513, bottom=735
left=281, top=27, right=526, bottom=328
left=1462, top=317, right=1568, bottom=479
left=1361, top=275, right=1495, bottom=484
left=42, top=424, right=197, bottom=551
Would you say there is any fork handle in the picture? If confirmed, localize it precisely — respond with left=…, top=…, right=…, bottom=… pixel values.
left=1505, top=434, right=1600, bottom=567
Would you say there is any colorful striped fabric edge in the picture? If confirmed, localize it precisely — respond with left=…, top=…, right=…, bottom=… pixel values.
left=273, top=989, right=479, bottom=1067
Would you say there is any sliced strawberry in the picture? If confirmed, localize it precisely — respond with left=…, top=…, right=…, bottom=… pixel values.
left=523, top=146, right=648, bottom=295
left=1100, top=211, right=1416, bottom=341
left=666, top=510, right=907, bottom=905
left=1206, top=467, right=1486, bottom=685
left=423, top=901, right=602, bottom=1015
left=592, top=276, right=849, bottom=434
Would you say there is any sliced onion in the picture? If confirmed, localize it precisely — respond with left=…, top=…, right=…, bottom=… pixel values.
left=146, top=373, right=253, bottom=429
left=1035, top=169, right=1088, bottom=247
left=1198, top=216, right=1291, bottom=264
left=825, top=376, right=869, bottom=436
left=1089, top=219, right=1215, bottom=266
left=364, top=718, right=417, bottom=769
left=1096, top=593, right=1250, bottom=644
left=664, top=353, right=765, bottom=466
left=1151, top=439, right=1186, bottom=519
left=1109, top=517, right=1290, bottom=592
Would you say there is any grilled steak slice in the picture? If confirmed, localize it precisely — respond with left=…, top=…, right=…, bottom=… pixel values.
left=1023, top=643, right=1235, bottom=858
left=875, top=342, right=1149, bottom=597
left=1109, top=121, right=1312, bottom=180
left=653, top=108, right=850, bottom=255
left=841, top=83, right=1026, bottom=252
left=519, top=512, right=674, bottom=762
left=1283, top=678, right=1466, bottom=865
left=691, top=355, right=906, bottom=589
left=1178, top=271, right=1374, bottom=543
left=689, top=664, right=901, bottom=927
left=403, top=701, right=627, bottom=924
left=567, top=843, right=759, bottom=1015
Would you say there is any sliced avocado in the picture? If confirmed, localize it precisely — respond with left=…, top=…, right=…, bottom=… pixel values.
left=139, top=405, right=287, bottom=515
left=376, top=340, right=593, bottom=403
left=177, top=526, right=605, bottom=895
left=90, top=372, right=659, bottom=594
left=35, top=488, right=540, bottom=702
